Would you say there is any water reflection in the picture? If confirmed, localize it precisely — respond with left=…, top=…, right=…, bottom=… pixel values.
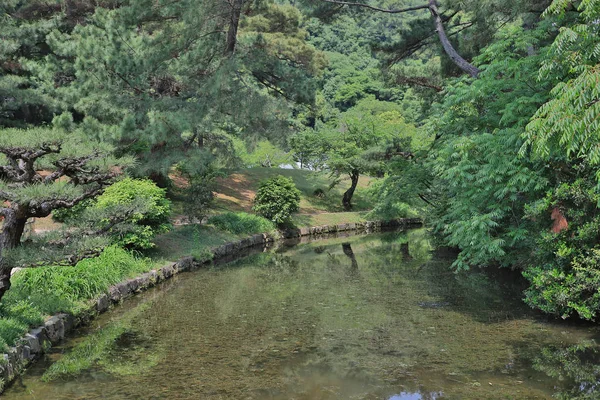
left=4, top=229, right=600, bottom=400
left=533, top=341, right=600, bottom=400
left=389, top=392, right=444, bottom=400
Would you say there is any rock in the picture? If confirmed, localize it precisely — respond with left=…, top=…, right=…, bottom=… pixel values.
left=176, top=256, right=195, bottom=272
left=96, top=294, right=110, bottom=313
left=44, top=316, right=65, bottom=344
left=29, top=327, right=47, bottom=349
left=336, top=223, right=348, bottom=232
left=108, top=285, right=121, bottom=302
left=23, top=333, right=41, bottom=354
left=58, top=313, right=75, bottom=332
left=160, top=264, right=176, bottom=279
left=21, top=345, right=31, bottom=361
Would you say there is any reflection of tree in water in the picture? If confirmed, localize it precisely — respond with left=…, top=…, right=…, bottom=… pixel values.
left=533, top=342, right=600, bottom=400
left=342, top=242, right=359, bottom=271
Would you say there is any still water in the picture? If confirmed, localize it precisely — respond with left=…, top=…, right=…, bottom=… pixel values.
left=5, top=229, right=600, bottom=399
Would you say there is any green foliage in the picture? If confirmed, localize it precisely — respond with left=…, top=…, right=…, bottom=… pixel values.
left=295, top=96, right=417, bottom=208
left=0, top=246, right=152, bottom=348
left=523, top=179, right=600, bottom=319
left=397, top=22, right=553, bottom=271
left=253, top=176, right=301, bottom=224
left=208, top=212, right=275, bottom=235
left=6, top=246, right=149, bottom=315
left=94, top=179, right=172, bottom=250
left=366, top=179, right=417, bottom=220
left=0, top=319, right=28, bottom=351
left=524, top=0, right=600, bottom=181
left=234, top=139, right=293, bottom=168
left=52, top=199, right=94, bottom=223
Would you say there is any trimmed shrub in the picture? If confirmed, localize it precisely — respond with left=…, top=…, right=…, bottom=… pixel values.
left=208, top=212, right=275, bottom=235
left=95, top=178, right=172, bottom=249
left=252, top=175, right=301, bottom=224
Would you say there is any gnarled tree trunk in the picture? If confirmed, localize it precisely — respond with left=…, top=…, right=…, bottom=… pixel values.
left=342, top=169, right=360, bottom=210
left=0, top=207, right=28, bottom=301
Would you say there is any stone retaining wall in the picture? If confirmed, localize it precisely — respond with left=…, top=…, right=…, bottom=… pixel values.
left=0, top=218, right=422, bottom=391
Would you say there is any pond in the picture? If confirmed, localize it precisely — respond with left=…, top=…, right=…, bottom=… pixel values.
left=4, top=229, right=600, bottom=399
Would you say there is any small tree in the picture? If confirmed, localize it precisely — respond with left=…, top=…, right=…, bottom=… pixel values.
left=0, top=126, right=133, bottom=301
left=301, top=98, right=417, bottom=210
left=252, top=176, right=301, bottom=224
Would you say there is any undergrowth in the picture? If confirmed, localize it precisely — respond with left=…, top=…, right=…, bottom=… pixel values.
left=207, top=212, right=275, bottom=235
left=0, top=246, right=154, bottom=350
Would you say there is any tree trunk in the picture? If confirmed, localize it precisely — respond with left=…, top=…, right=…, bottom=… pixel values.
left=342, top=243, right=359, bottom=271
left=0, top=208, right=27, bottom=302
left=428, top=0, right=480, bottom=78
left=342, top=169, right=360, bottom=211
left=226, top=0, right=245, bottom=54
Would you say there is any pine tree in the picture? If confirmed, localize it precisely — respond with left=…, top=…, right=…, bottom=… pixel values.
left=0, top=121, right=133, bottom=301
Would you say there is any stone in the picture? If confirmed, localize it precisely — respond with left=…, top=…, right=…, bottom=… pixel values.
left=58, top=313, right=76, bottom=332
left=160, top=264, right=175, bottom=279
left=21, top=345, right=31, bottom=361
left=109, top=285, right=121, bottom=302
left=127, top=278, right=140, bottom=293
left=96, top=294, right=110, bottom=313
left=44, top=316, right=65, bottom=344
left=176, top=256, right=194, bottom=272
left=336, top=223, right=348, bottom=232
left=251, top=234, right=263, bottom=245
left=30, top=327, right=47, bottom=348
left=23, top=333, right=41, bottom=354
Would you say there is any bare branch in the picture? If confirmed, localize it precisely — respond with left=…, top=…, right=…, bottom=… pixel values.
left=395, top=76, right=443, bottom=92
left=321, top=0, right=429, bottom=14
left=428, top=0, right=479, bottom=77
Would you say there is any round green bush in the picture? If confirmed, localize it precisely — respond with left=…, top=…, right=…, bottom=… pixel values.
left=95, top=178, right=172, bottom=249
left=252, top=175, right=301, bottom=224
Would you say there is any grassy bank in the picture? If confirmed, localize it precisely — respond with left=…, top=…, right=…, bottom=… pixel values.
left=0, top=168, right=382, bottom=351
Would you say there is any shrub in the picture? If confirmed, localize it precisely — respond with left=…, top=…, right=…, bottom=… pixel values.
left=95, top=178, right=172, bottom=249
left=183, top=176, right=215, bottom=222
left=208, top=212, right=275, bottom=235
left=252, top=175, right=301, bottom=224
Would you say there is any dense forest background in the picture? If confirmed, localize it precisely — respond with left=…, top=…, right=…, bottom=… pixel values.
left=1, top=0, right=600, bottom=321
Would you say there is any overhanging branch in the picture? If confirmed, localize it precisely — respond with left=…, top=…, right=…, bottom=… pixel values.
left=321, top=0, right=429, bottom=14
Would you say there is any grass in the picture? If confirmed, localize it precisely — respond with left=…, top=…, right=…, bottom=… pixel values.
left=207, top=212, right=276, bottom=235
left=212, top=167, right=374, bottom=214
left=148, top=225, right=240, bottom=262
left=291, top=211, right=369, bottom=227
left=0, top=247, right=160, bottom=350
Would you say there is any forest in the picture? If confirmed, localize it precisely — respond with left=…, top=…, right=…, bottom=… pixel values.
left=1, top=0, right=600, bottom=351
